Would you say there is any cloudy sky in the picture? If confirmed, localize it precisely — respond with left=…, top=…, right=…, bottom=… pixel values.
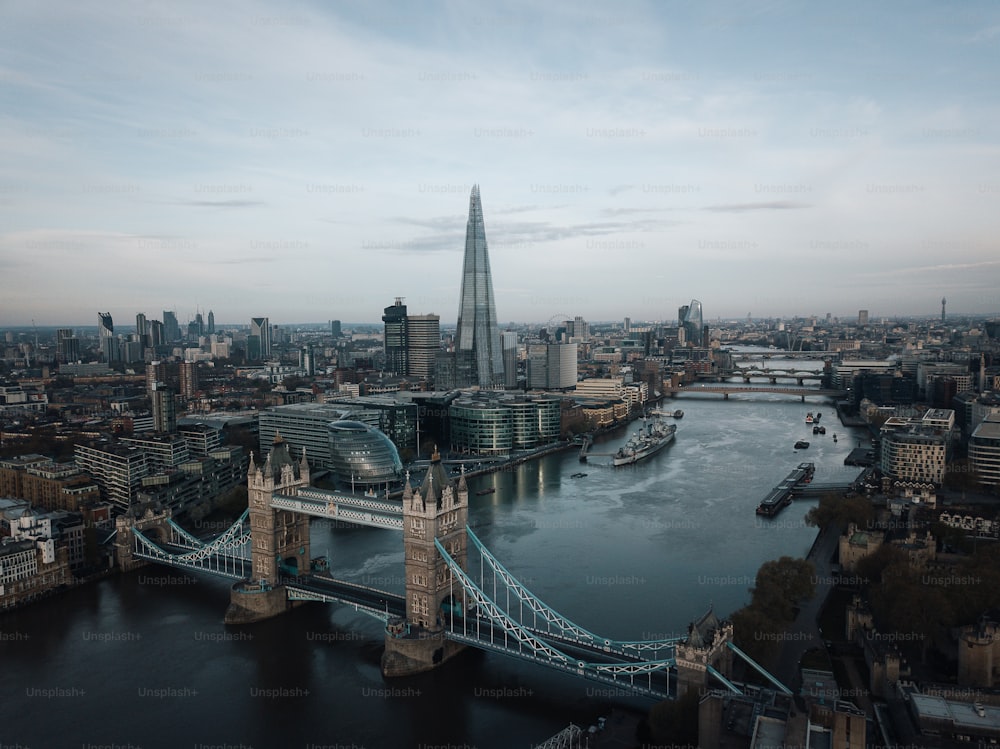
left=2, top=0, right=999, bottom=328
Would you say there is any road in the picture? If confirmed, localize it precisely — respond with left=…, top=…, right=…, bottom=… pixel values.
left=773, top=520, right=845, bottom=691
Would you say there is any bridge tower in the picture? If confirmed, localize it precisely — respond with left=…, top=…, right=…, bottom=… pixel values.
left=225, top=433, right=311, bottom=624
left=382, top=449, right=468, bottom=677
left=675, top=607, right=735, bottom=697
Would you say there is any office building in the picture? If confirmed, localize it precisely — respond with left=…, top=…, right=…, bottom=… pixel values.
left=858, top=309, right=869, bottom=326
left=98, top=312, right=117, bottom=362
left=331, top=320, right=342, bottom=338
left=679, top=300, right=704, bottom=347
left=969, top=415, right=1000, bottom=487
left=565, top=316, right=589, bottom=341
left=449, top=393, right=562, bottom=456
left=455, top=185, right=504, bottom=388
left=502, top=331, right=519, bottom=388
left=56, top=328, right=79, bottom=363
left=249, top=317, right=271, bottom=361
left=258, top=403, right=356, bottom=467
left=527, top=343, right=577, bottom=390
left=150, top=381, right=177, bottom=433
left=382, top=297, right=409, bottom=375
left=147, top=319, right=163, bottom=348
left=178, top=423, right=223, bottom=458
left=300, top=346, right=315, bottom=376
left=74, top=444, right=149, bottom=510
left=135, top=313, right=147, bottom=346
left=120, top=434, right=191, bottom=473
left=207, top=310, right=215, bottom=335
left=146, top=361, right=165, bottom=395
left=407, top=314, right=440, bottom=381
left=879, top=418, right=948, bottom=484
left=163, top=310, right=180, bottom=343
left=179, top=361, right=198, bottom=398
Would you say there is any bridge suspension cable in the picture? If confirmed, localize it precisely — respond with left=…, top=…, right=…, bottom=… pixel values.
left=466, top=526, right=683, bottom=657
left=436, top=538, right=676, bottom=683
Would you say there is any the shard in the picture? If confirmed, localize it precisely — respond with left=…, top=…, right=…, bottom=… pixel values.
left=455, top=185, right=504, bottom=388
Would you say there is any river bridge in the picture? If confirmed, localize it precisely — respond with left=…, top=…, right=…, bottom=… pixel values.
left=701, top=369, right=827, bottom=385
left=114, top=435, right=791, bottom=703
left=729, top=351, right=838, bottom=361
left=666, top=383, right=847, bottom=401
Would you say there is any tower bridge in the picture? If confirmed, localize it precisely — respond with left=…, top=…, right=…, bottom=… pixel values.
left=118, top=434, right=789, bottom=701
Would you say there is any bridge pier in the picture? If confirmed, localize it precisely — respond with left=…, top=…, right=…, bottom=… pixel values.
left=382, top=624, right=467, bottom=677
left=225, top=581, right=292, bottom=624
left=723, top=393, right=729, bottom=400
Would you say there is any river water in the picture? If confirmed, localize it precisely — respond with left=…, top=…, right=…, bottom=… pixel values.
left=1, top=353, right=868, bottom=749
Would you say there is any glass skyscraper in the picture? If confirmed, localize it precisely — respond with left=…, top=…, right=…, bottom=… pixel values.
left=680, top=299, right=704, bottom=346
left=455, top=185, right=504, bottom=388
left=382, top=297, right=408, bottom=375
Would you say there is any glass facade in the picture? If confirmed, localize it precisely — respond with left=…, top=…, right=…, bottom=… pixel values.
left=535, top=398, right=562, bottom=441
left=506, top=401, right=538, bottom=449
left=328, top=420, right=403, bottom=487
left=456, top=185, right=504, bottom=388
left=681, top=299, right=703, bottom=346
left=450, top=396, right=563, bottom=455
left=450, top=402, right=513, bottom=456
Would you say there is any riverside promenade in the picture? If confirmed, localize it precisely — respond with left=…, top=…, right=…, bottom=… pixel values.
left=772, top=519, right=845, bottom=691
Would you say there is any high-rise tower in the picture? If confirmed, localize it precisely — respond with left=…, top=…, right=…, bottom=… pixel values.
left=382, top=297, right=409, bottom=375
left=98, top=312, right=117, bottom=362
left=941, top=297, right=947, bottom=323
left=250, top=317, right=271, bottom=361
left=455, top=185, right=503, bottom=388
left=407, top=313, right=440, bottom=381
left=162, top=310, right=180, bottom=343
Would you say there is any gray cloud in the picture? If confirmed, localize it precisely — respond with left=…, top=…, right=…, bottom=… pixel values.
left=702, top=202, right=810, bottom=212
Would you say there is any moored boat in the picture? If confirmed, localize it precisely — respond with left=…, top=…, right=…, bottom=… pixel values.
left=613, top=417, right=677, bottom=466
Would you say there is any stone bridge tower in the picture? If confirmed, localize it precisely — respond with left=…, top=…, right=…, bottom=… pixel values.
left=675, top=607, right=735, bottom=697
left=382, top=450, right=468, bottom=676
left=225, top=433, right=310, bottom=624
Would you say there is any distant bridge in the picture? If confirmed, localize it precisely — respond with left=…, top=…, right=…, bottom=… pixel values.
left=728, top=351, right=837, bottom=361
left=666, top=383, right=847, bottom=401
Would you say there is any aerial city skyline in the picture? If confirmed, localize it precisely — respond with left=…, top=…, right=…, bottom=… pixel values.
left=2, top=1, right=1000, bottom=326
left=4, top=4, right=1000, bottom=747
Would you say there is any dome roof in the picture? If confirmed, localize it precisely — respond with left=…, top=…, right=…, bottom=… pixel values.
left=329, top=420, right=369, bottom=431
left=327, top=420, right=402, bottom=486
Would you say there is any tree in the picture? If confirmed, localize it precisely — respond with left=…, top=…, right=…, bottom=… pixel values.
left=805, top=493, right=874, bottom=530
left=731, top=605, right=781, bottom=665
left=750, top=556, right=815, bottom=622
left=853, top=544, right=908, bottom=588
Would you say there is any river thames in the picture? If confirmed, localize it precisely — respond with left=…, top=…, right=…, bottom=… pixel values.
left=1, top=355, right=869, bottom=748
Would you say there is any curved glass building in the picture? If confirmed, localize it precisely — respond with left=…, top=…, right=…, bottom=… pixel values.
left=680, top=299, right=704, bottom=346
left=450, top=401, right=513, bottom=456
left=328, top=420, right=403, bottom=487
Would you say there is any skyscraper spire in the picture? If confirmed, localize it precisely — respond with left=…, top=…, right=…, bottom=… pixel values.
left=456, top=184, right=504, bottom=387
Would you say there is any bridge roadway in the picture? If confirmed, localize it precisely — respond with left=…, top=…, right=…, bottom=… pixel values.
left=285, top=573, right=406, bottom=618
left=730, top=351, right=836, bottom=361
left=667, top=383, right=846, bottom=399
left=286, top=573, right=679, bottom=665
left=134, top=542, right=252, bottom=580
